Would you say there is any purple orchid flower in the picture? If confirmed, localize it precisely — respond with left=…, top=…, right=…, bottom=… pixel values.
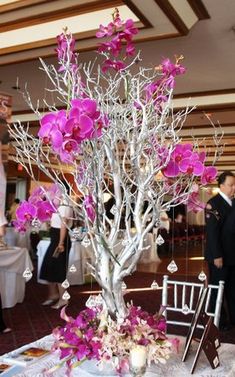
left=36, top=200, right=56, bottom=222
left=179, top=153, right=204, bottom=176
left=201, top=166, right=217, bottom=185
left=12, top=220, right=27, bottom=233
left=102, top=59, right=126, bottom=73
left=84, top=195, right=96, bottom=222
left=187, top=187, right=206, bottom=213
left=38, top=110, right=67, bottom=144
left=16, top=201, right=37, bottom=222
left=96, top=22, right=114, bottom=38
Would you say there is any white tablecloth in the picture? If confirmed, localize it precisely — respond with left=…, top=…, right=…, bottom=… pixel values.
left=1, top=334, right=235, bottom=376
left=0, top=247, right=33, bottom=308
left=37, top=240, right=93, bottom=285
left=4, top=227, right=31, bottom=250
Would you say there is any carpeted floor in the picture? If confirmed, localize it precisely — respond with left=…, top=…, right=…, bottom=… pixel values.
left=1, top=265, right=235, bottom=356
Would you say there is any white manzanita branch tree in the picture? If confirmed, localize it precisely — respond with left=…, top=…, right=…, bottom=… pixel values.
left=9, top=9, right=221, bottom=318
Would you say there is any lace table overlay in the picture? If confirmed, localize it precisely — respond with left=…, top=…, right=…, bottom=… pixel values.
left=1, top=335, right=235, bottom=376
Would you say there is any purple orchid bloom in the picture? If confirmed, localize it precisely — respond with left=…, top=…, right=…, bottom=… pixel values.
left=84, top=195, right=96, bottom=222
left=56, top=32, right=76, bottom=63
left=201, top=166, right=217, bottom=185
left=38, top=110, right=67, bottom=144
left=12, top=220, right=27, bottom=233
left=96, top=22, right=114, bottom=38
left=37, top=200, right=56, bottom=222
left=179, top=153, right=204, bottom=176
left=187, top=188, right=206, bottom=212
left=16, top=201, right=37, bottom=222
left=29, top=186, right=45, bottom=204
left=46, top=184, right=63, bottom=207
left=171, top=143, right=192, bottom=162
left=163, top=160, right=180, bottom=177
left=161, top=58, right=186, bottom=76
left=122, top=19, right=138, bottom=40
left=64, top=115, right=93, bottom=142
left=102, top=59, right=126, bottom=73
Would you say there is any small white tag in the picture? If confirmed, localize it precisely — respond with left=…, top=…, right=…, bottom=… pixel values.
left=215, top=338, right=219, bottom=348
left=213, top=356, right=219, bottom=367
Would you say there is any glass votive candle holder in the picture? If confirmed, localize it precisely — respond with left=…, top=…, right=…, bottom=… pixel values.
left=129, top=345, right=147, bottom=377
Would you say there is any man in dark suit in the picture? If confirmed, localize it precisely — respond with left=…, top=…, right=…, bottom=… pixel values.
left=220, top=202, right=235, bottom=326
left=205, top=171, right=235, bottom=328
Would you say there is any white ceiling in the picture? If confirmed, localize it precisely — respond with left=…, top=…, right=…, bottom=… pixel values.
left=0, top=0, right=235, bottom=172
left=0, top=0, right=234, bottom=112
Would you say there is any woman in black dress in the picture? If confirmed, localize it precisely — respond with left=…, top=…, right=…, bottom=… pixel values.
left=0, top=295, right=11, bottom=334
left=40, top=202, right=73, bottom=309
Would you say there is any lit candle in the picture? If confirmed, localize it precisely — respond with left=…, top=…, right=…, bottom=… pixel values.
left=129, top=345, right=147, bottom=368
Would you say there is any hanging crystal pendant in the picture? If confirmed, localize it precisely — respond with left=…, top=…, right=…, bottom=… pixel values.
left=167, top=260, right=178, bottom=274
left=69, top=264, right=77, bottom=273
left=110, top=205, right=118, bottom=215
left=86, top=295, right=96, bottom=308
left=61, top=279, right=70, bottom=289
left=31, top=218, right=41, bottom=229
left=23, top=268, right=33, bottom=281
left=121, top=281, right=127, bottom=291
left=62, top=290, right=70, bottom=301
left=198, top=270, right=207, bottom=281
left=122, top=238, right=129, bottom=246
left=156, top=234, right=165, bottom=245
left=70, top=228, right=82, bottom=242
left=81, top=234, right=91, bottom=248
left=94, top=294, right=104, bottom=306
left=182, top=304, right=190, bottom=315
left=151, top=280, right=159, bottom=290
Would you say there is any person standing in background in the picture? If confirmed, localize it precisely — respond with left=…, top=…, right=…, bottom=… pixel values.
left=220, top=202, right=235, bottom=327
left=0, top=295, right=11, bottom=334
left=205, top=171, right=235, bottom=329
left=8, top=198, right=20, bottom=223
left=39, top=199, right=73, bottom=309
left=0, top=142, right=11, bottom=333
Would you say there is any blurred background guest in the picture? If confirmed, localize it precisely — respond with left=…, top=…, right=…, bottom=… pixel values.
left=7, top=198, right=20, bottom=224
left=39, top=198, right=73, bottom=309
left=0, top=294, right=11, bottom=334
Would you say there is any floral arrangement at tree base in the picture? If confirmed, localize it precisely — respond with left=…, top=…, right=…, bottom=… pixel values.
left=48, top=303, right=178, bottom=376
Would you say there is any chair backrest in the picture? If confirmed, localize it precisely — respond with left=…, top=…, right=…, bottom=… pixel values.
left=162, top=275, right=224, bottom=329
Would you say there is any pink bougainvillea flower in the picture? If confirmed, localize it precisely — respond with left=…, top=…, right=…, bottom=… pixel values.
left=201, top=166, right=217, bottom=185
left=36, top=200, right=56, bottom=222
left=84, top=195, right=96, bottom=222
left=16, top=201, right=37, bottom=222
